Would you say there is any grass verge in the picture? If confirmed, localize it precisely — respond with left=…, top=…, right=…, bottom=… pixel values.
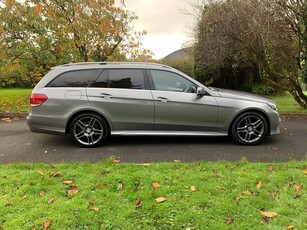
left=269, top=91, right=307, bottom=113
left=1, top=160, right=306, bottom=229
left=0, top=88, right=32, bottom=113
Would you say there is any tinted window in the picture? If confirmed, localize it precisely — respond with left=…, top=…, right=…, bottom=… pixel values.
left=89, top=70, right=108, bottom=88
left=47, top=69, right=100, bottom=87
left=150, top=70, right=197, bottom=93
left=109, top=69, right=145, bottom=89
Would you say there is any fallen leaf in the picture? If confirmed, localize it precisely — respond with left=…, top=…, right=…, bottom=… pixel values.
left=49, top=164, right=55, bottom=168
left=117, top=182, right=123, bottom=190
left=98, top=221, right=104, bottom=228
left=67, top=185, right=78, bottom=195
left=32, top=227, right=37, bottom=230
left=190, top=186, right=196, bottom=192
left=37, top=171, right=44, bottom=176
left=294, top=185, right=302, bottom=192
left=136, top=200, right=142, bottom=208
left=5, top=202, right=14, bottom=207
left=304, top=170, right=307, bottom=175
left=5, top=164, right=12, bottom=166
left=293, top=194, right=300, bottom=199
left=47, top=197, right=56, bottom=205
left=152, top=182, right=161, bottom=188
left=21, top=194, right=29, bottom=199
left=1, top=117, right=12, bottom=122
left=155, top=197, right=166, bottom=203
left=242, top=190, right=253, bottom=196
left=89, top=207, right=99, bottom=211
left=40, top=191, right=45, bottom=197
left=113, top=157, right=121, bottom=163
left=63, top=180, right=73, bottom=185
left=43, top=221, right=52, bottom=230
left=89, top=200, right=96, bottom=205
left=256, top=181, right=263, bottom=189
left=174, top=160, right=181, bottom=163
left=226, top=218, right=233, bottom=224
left=268, top=165, right=275, bottom=172
left=216, top=186, right=223, bottom=189
left=54, top=173, right=63, bottom=177
left=286, top=225, right=295, bottom=229
left=260, top=211, right=278, bottom=218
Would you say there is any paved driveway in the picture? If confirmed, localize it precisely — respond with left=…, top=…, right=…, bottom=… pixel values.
left=0, top=115, right=306, bottom=164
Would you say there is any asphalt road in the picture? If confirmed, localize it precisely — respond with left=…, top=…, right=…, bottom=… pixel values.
left=0, top=115, right=306, bottom=164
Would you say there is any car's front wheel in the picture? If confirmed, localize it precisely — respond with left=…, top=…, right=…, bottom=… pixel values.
left=231, top=112, right=267, bottom=145
left=70, top=113, right=109, bottom=147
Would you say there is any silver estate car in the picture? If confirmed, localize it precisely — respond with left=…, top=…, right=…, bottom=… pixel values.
left=27, top=62, right=280, bottom=147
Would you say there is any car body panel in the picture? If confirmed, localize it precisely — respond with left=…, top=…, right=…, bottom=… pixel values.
left=27, top=87, right=90, bottom=134
left=151, top=90, right=218, bottom=131
left=86, top=88, right=154, bottom=130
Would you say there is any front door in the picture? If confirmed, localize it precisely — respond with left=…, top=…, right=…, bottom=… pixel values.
left=149, top=69, right=218, bottom=131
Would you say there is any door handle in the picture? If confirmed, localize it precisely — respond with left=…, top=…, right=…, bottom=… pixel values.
left=157, top=97, right=169, bottom=103
left=100, top=93, right=112, bottom=98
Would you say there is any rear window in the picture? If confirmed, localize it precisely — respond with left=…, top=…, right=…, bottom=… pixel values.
left=46, top=69, right=101, bottom=87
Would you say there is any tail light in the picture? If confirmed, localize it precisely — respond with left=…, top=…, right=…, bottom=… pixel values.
left=30, top=94, right=48, bottom=107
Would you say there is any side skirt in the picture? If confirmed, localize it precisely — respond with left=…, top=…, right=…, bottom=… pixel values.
left=111, top=131, right=228, bottom=136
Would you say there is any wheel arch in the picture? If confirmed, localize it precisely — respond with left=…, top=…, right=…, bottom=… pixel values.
left=228, top=109, right=271, bottom=136
left=65, top=110, right=111, bottom=135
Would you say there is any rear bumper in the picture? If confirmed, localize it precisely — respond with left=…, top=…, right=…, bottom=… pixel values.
left=27, top=114, right=66, bottom=135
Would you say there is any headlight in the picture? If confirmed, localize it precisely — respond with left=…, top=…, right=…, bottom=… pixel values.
left=267, top=102, right=277, bottom=111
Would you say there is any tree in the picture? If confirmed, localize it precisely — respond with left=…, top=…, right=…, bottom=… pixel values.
left=275, top=0, right=307, bottom=105
left=0, top=0, right=152, bottom=87
left=193, top=0, right=307, bottom=108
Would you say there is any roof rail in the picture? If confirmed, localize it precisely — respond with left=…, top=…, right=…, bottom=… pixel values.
left=59, top=62, right=172, bottom=69
left=60, top=62, right=104, bottom=67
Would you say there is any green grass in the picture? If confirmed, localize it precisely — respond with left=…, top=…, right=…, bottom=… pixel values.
left=1, top=160, right=306, bottom=229
left=0, top=88, right=32, bottom=113
left=269, top=91, right=307, bottom=113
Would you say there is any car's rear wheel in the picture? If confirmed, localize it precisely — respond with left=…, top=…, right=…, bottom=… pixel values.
left=70, top=113, right=109, bottom=147
left=231, top=112, right=267, bottom=145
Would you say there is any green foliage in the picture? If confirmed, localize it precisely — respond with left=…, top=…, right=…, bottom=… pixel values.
left=300, top=1, right=307, bottom=84
left=193, top=0, right=307, bottom=108
left=0, top=161, right=306, bottom=229
left=0, top=0, right=152, bottom=88
left=160, top=58, right=194, bottom=77
left=250, top=83, right=274, bottom=96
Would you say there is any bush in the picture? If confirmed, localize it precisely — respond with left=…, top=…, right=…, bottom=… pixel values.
left=250, top=83, right=274, bottom=95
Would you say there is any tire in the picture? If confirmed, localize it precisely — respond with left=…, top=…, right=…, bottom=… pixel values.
left=70, top=113, right=109, bottom=147
left=231, top=112, right=267, bottom=145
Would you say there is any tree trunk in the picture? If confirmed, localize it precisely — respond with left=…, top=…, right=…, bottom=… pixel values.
left=288, top=78, right=307, bottom=109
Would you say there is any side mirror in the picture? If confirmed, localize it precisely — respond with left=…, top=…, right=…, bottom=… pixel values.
left=196, top=87, right=206, bottom=96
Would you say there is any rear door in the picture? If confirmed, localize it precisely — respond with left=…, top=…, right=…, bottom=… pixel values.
left=86, top=69, right=154, bottom=131
left=148, top=69, right=218, bottom=131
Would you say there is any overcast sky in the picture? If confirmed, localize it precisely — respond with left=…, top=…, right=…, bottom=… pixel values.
left=123, top=0, right=195, bottom=59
